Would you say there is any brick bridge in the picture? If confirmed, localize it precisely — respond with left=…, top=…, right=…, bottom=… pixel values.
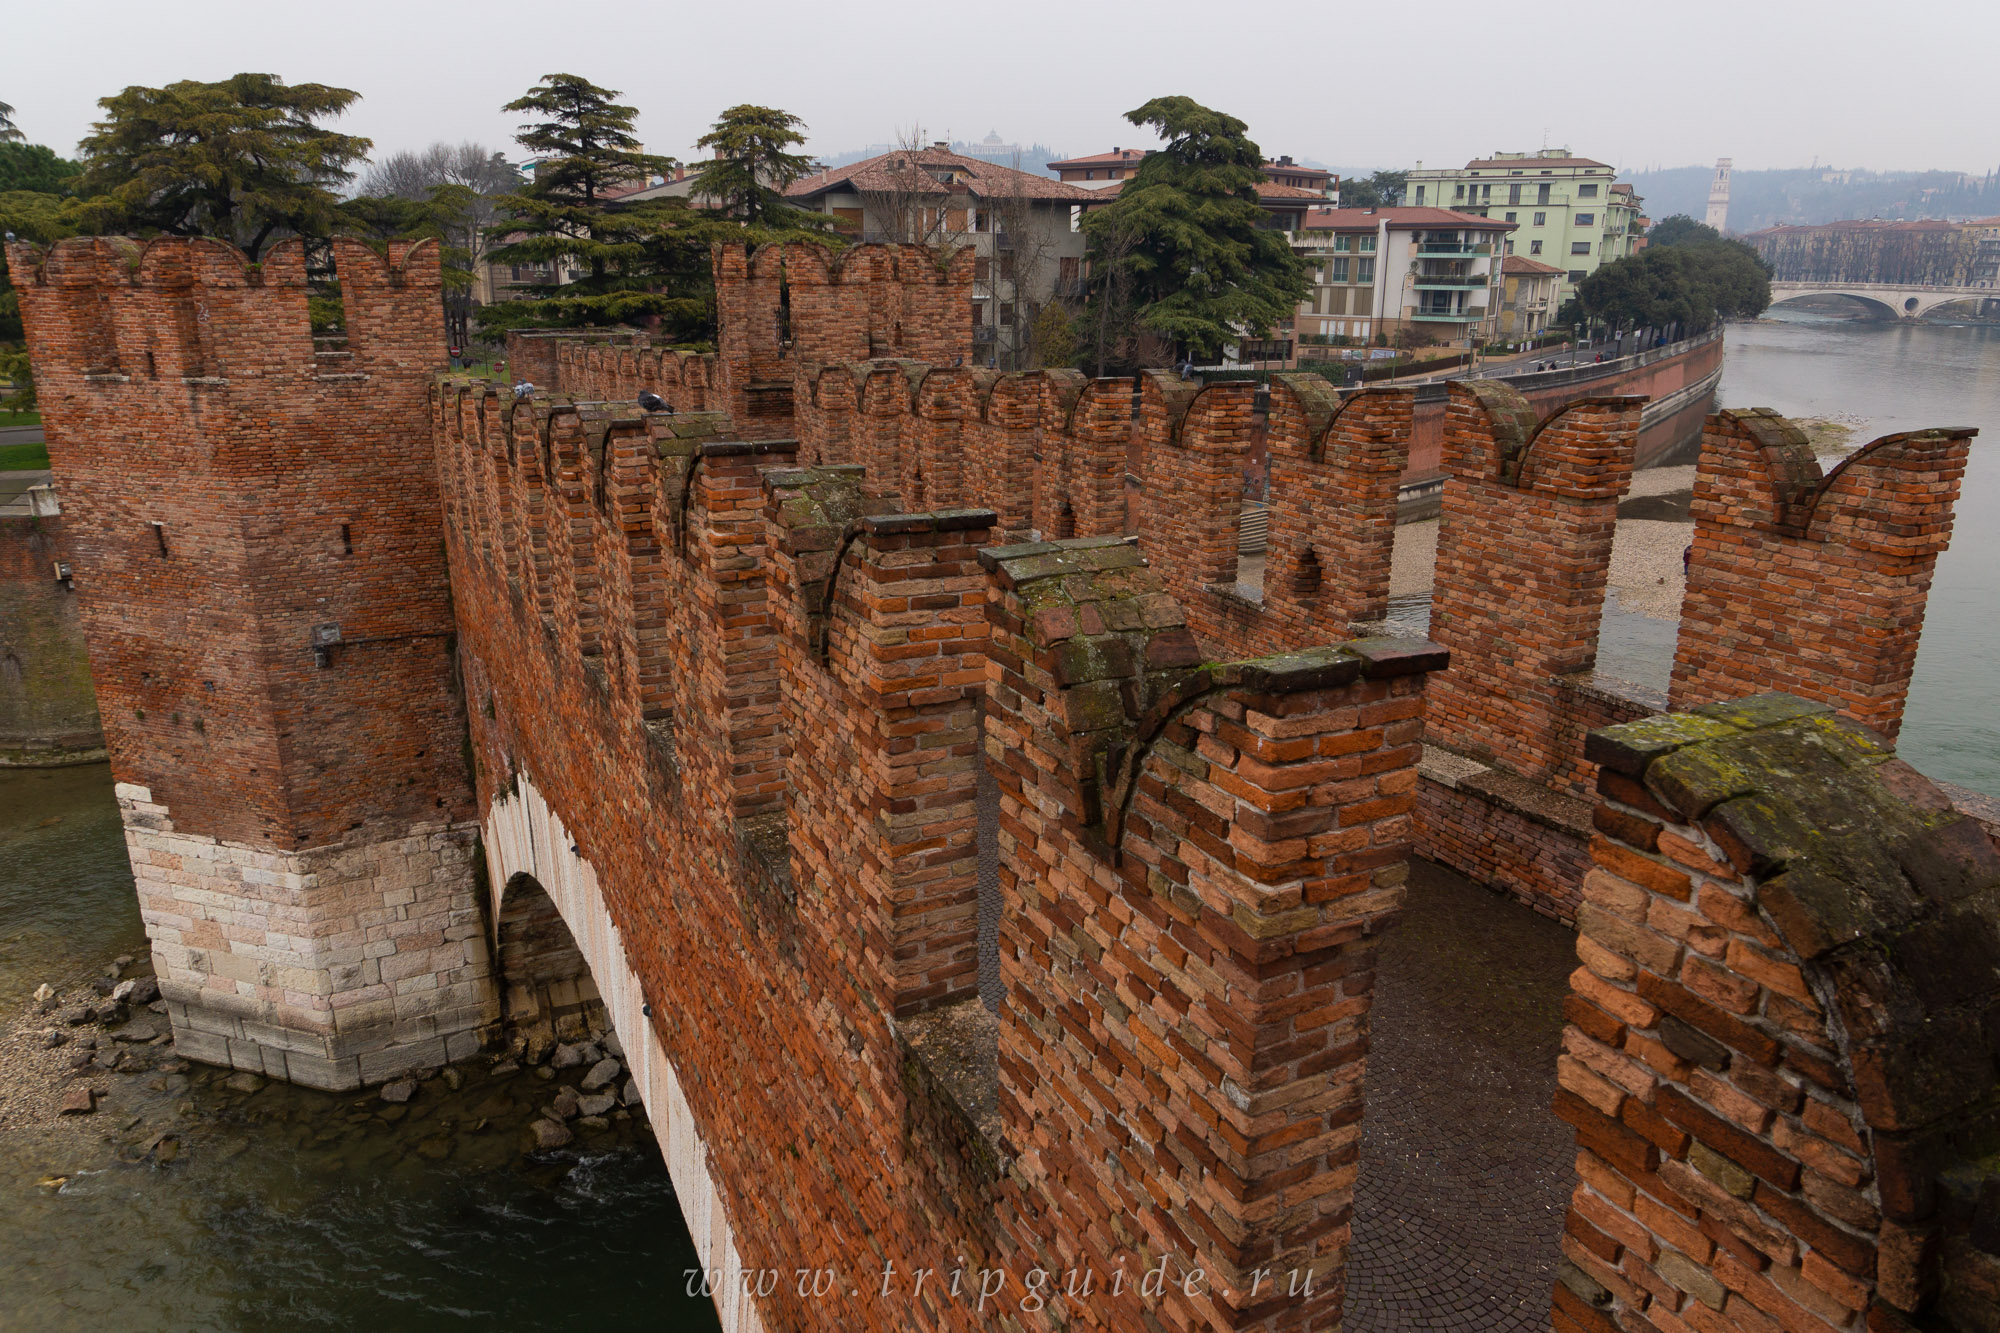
left=11, top=233, right=2000, bottom=1332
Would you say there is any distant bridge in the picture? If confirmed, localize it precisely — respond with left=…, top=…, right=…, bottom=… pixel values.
left=1768, top=279, right=2000, bottom=320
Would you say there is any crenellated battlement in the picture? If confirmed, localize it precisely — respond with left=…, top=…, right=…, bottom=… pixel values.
left=18, top=226, right=2000, bottom=1332
left=1671, top=409, right=1975, bottom=742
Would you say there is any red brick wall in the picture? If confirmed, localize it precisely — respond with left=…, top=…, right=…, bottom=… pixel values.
left=1670, top=409, right=1974, bottom=742
left=0, top=514, right=101, bottom=757
left=1559, top=695, right=2000, bottom=1333
left=7, top=235, right=469, bottom=847
left=432, top=377, right=1451, bottom=1327
left=1425, top=382, right=1641, bottom=795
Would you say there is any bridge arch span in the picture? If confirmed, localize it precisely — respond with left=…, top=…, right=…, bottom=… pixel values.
left=482, top=776, right=766, bottom=1333
left=1768, top=289, right=1902, bottom=321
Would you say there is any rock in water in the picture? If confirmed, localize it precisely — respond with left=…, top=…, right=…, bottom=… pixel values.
left=551, top=1087, right=581, bottom=1119
left=603, top=1031, right=625, bottom=1060
left=622, top=1077, right=642, bottom=1106
left=488, top=1060, right=520, bottom=1077
left=32, top=983, right=54, bottom=1005
left=379, top=1079, right=417, bottom=1105
left=576, top=1115, right=609, bottom=1131
left=580, top=1058, right=621, bottom=1092
left=550, top=1043, right=588, bottom=1070
left=58, top=1087, right=95, bottom=1116
left=440, top=1066, right=464, bottom=1091
left=530, top=1118, right=573, bottom=1151
left=577, top=1093, right=618, bottom=1118
left=59, top=1006, right=95, bottom=1027
left=223, top=1072, right=264, bottom=1094
left=112, top=977, right=160, bottom=1005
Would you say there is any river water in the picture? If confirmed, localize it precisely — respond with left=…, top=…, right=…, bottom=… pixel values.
left=1717, top=312, right=2000, bottom=798
left=0, top=766, right=719, bottom=1331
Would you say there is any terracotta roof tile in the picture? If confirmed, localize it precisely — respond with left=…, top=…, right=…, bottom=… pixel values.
left=1301, top=206, right=1515, bottom=231
left=787, top=148, right=1097, bottom=203
left=1502, top=255, right=1563, bottom=274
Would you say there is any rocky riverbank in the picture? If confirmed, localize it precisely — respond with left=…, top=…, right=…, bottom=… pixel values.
left=1, top=949, right=659, bottom=1185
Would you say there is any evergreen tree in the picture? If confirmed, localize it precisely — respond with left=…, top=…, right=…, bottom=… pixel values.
left=481, top=74, right=702, bottom=334
left=1567, top=241, right=1770, bottom=333
left=692, top=105, right=827, bottom=231
left=1081, top=96, right=1309, bottom=363
left=0, top=142, right=77, bottom=194
left=1646, top=214, right=1721, bottom=247
left=72, top=74, right=370, bottom=260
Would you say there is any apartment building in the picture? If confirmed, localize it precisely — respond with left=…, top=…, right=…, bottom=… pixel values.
left=1403, top=152, right=1643, bottom=305
left=1497, top=255, right=1563, bottom=339
left=786, top=145, right=1094, bottom=367
left=1291, top=206, right=1515, bottom=348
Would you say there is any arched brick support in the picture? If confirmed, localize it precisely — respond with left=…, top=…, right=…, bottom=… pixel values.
left=545, top=405, right=603, bottom=668
left=495, top=870, right=598, bottom=1040
left=983, top=537, right=1450, bottom=1330
left=1426, top=382, right=1642, bottom=793
left=1670, top=410, right=1976, bottom=742
left=1562, top=695, right=2000, bottom=1333
left=1033, top=370, right=1087, bottom=537
left=970, top=371, right=1039, bottom=536
left=764, top=469, right=995, bottom=1017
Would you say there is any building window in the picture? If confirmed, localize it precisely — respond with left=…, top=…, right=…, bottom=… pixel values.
left=1504, top=211, right=1517, bottom=223
left=999, top=252, right=1016, bottom=281
left=1334, top=235, right=1351, bottom=252
left=999, top=302, right=1015, bottom=326
left=1530, top=240, right=1543, bottom=255
left=1578, top=183, right=1599, bottom=198
left=1568, top=270, right=1587, bottom=283
left=1508, top=183, right=1522, bottom=205
left=1415, top=185, right=1426, bottom=204
left=973, top=255, right=990, bottom=282
left=1505, top=240, right=1515, bottom=255
left=972, top=302, right=986, bottom=326
left=1533, top=212, right=1546, bottom=226
left=1537, top=184, right=1551, bottom=205
left=1330, top=257, right=1350, bottom=282
left=1359, top=235, right=1376, bottom=253
left=1481, top=184, right=1493, bottom=202
left=1357, top=258, right=1375, bottom=283
left=1576, top=213, right=1595, bottom=226
left=1571, top=241, right=1591, bottom=255
left=1454, top=184, right=1465, bottom=200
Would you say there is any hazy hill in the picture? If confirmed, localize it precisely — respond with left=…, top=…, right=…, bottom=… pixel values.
left=1628, top=165, right=2000, bottom=233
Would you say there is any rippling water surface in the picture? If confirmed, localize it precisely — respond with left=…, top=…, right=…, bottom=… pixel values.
left=0, top=765, right=719, bottom=1332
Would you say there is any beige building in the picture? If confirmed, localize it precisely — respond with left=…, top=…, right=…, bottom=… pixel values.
left=1289, top=206, right=1515, bottom=350
left=1497, top=255, right=1564, bottom=339
left=786, top=145, right=1095, bottom=367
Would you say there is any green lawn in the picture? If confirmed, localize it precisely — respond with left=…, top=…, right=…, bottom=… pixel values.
left=0, top=440, right=50, bottom=471
left=0, top=409, right=42, bottom=428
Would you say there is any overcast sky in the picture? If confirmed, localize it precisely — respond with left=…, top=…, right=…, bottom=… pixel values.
left=5, top=0, right=1993, bottom=178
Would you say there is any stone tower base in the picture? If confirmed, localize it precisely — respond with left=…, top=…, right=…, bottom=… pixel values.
left=119, top=783, right=496, bottom=1090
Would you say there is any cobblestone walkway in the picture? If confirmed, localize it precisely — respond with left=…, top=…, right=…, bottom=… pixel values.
left=1346, top=859, right=1578, bottom=1331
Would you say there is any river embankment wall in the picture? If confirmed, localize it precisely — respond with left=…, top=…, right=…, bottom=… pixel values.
left=1401, top=330, right=1726, bottom=486
left=0, top=509, right=102, bottom=766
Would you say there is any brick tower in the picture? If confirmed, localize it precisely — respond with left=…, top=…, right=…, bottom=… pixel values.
left=5, top=235, right=491, bottom=1089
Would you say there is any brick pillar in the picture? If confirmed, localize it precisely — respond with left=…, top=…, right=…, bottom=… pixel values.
left=1142, top=380, right=1256, bottom=623
left=914, top=364, right=973, bottom=509
left=671, top=437, right=799, bottom=820
left=547, top=407, right=602, bottom=669
left=971, top=370, right=1038, bottom=536
left=1264, top=379, right=1413, bottom=636
left=766, top=471, right=994, bottom=1015
left=1033, top=370, right=1086, bottom=537
left=504, top=331, right=559, bottom=391
left=1427, top=382, right=1640, bottom=792
left=507, top=397, right=557, bottom=630
left=858, top=360, right=918, bottom=502
left=1563, top=694, right=2000, bottom=1333
left=981, top=536, right=1449, bottom=1330
left=8, top=235, right=489, bottom=1090
left=1670, top=409, right=1975, bottom=742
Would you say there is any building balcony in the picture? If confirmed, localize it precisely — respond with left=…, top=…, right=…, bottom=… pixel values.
left=1412, top=307, right=1488, bottom=322
left=1416, top=242, right=1492, bottom=256
left=1414, top=276, right=1487, bottom=289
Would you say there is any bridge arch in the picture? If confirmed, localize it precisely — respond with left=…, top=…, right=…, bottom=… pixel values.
left=495, top=870, right=600, bottom=1055
left=1768, top=290, right=1901, bottom=321
left=480, top=773, right=763, bottom=1333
